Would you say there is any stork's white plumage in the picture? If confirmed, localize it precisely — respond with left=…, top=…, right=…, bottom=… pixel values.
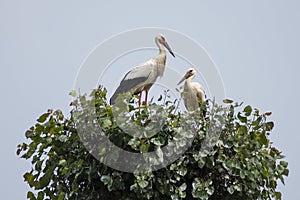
left=177, top=68, right=206, bottom=111
left=110, top=34, right=175, bottom=105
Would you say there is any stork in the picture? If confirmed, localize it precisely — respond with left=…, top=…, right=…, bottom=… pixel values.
left=177, top=68, right=206, bottom=112
left=110, top=34, right=175, bottom=105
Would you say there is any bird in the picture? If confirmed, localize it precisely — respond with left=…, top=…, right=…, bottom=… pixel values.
left=110, top=34, right=175, bottom=105
left=177, top=68, right=206, bottom=112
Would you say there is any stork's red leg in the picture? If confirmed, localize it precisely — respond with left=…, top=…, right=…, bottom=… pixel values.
left=145, top=90, right=149, bottom=106
left=138, top=91, right=142, bottom=106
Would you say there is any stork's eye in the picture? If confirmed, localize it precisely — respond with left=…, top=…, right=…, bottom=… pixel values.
left=189, top=70, right=193, bottom=73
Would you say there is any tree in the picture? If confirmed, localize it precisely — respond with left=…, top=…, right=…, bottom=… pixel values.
left=17, top=86, right=289, bottom=200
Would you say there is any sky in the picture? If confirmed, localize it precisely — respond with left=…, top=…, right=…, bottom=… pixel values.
left=1, top=0, right=299, bottom=199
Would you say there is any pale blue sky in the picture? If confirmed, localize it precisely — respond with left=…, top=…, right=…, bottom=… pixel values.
left=1, top=0, right=299, bottom=199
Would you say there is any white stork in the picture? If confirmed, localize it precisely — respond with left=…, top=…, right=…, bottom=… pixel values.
left=110, top=34, right=175, bottom=105
left=177, top=68, right=206, bottom=111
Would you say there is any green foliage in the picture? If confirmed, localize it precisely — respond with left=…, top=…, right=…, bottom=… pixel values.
left=17, top=87, right=288, bottom=200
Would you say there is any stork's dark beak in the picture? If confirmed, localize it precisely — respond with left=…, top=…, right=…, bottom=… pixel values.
left=163, top=41, right=175, bottom=57
left=177, top=75, right=186, bottom=85
left=177, top=71, right=191, bottom=85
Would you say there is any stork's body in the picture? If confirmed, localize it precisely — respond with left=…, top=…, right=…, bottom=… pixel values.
left=178, top=68, right=206, bottom=111
left=110, top=35, right=175, bottom=105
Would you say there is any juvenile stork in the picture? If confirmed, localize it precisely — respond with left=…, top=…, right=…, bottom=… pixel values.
left=110, top=34, right=175, bottom=105
left=177, top=68, right=206, bottom=111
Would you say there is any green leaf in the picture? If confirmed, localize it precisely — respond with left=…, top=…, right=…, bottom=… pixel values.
left=254, top=108, right=260, bottom=116
left=177, top=166, right=187, bottom=176
left=252, top=116, right=262, bottom=128
left=198, top=157, right=206, bottom=168
left=274, top=191, right=282, bottom=200
left=264, top=121, right=274, bottom=131
left=24, top=172, right=37, bottom=188
left=227, top=185, right=235, bottom=194
left=69, top=90, right=77, bottom=97
left=25, top=130, right=34, bottom=138
left=58, top=192, right=65, bottom=200
left=243, top=105, right=252, bottom=116
left=171, top=194, right=179, bottom=200
left=27, top=191, right=36, bottom=200
left=283, top=168, right=289, bottom=176
left=59, top=159, right=67, bottom=166
left=101, top=175, right=112, bottom=185
left=233, top=184, right=241, bottom=192
left=237, top=112, right=247, bottom=123
left=102, top=118, right=112, bottom=129
left=35, top=124, right=44, bottom=135
left=37, top=191, right=44, bottom=200
left=140, top=142, right=150, bottom=153
left=223, top=99, right=233, bottom=104
left=259, top=133, right=268, bottom=146
left=237, top=126, right=247, bottom=134
left=151, top=136, right=165, bottom=146
left=206, top=185, right=215, bottom=195
left=280, top=161, right=288, bottom=168
left=37, top=113, right=50, bottom=123
left=36, top=166, right=55, bottom=189
left=217, top=154, right=226, bottom=163
left=137, top=180, right=149, bottom=189
left=58, top=135, right=68, bottom=142
left=179, top=183, right=187, bottom=192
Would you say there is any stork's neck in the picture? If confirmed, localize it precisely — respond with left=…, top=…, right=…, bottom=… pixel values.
left=155, top=41, right=167, bottom=77
left=155, top=40, right=167, bottom=56
left=185, top=76, right=194, bottom=86
left=157, top=48, right=166, bottom=64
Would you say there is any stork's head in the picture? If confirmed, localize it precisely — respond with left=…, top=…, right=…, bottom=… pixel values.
left=177, top=68, right=196, bottom=85
left=155, top=34, right=175, bottom=57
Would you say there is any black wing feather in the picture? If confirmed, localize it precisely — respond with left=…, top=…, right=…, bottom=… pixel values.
left=110, top=71, right=150, bottom=105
